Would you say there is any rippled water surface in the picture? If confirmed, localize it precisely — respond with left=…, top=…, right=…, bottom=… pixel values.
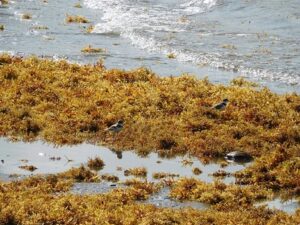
left=0, top=0, right=299, bottom=92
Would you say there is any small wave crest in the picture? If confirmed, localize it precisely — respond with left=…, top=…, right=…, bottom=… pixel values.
left=84, top=0, right=300, bottom=87
left=85, top=0, right=218, bottom=34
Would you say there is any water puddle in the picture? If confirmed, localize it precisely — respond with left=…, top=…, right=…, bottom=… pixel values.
left=257, top=198, right=299, bottom=214
left=0, top=138, right=247, bottom=183
left=2, top=138, right=298, bottom=212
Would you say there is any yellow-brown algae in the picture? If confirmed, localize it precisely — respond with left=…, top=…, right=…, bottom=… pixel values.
left=181, top=158, right=193, bottom=166
left=0, top=55, right=299, bottom=195
left=124, top=167, right=147, bottom=177
left=101, top=174, right=119, bottom=182
left=122, top=179, right=161, bottom=200
left=81, top=45, right=104, bottom=53
left=0, top=176, right=299, bottom=224
left=65, top=14, right=89, bottom=23
left=170, top=178, right=272, bottom=206
left=167, top=53, right=176, bottom=59
left=31, top=25, right=48, bottom=30
left=74, top=3, right=82, bottom=8
left=21, top=13, right=32, bottom=20
left=0, top=0, right=9, bottom=5
left=18, top=165, right=37, bottom=172
left=211, top=170, right=230, bottom=178
left=86, top=25, right=94, bottom=33
left=87, top=156, right=105, bottom=170
left=152, top=172, right=180, bottom=179
left=57, top=165, right=100, bottom=182
left=192, top=167, right=202, bottom=175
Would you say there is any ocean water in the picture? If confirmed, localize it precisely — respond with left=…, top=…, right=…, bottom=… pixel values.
left=0, top=0, right=299, bottom=93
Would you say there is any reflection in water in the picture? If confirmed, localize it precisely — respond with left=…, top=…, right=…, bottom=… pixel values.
left=110, top=148, right=123, bottom=159
left=256, top=198, right=299, bottom=214
left=0, top=138, right=245, bottom=183
left=1, top=138, right=298, bottom=212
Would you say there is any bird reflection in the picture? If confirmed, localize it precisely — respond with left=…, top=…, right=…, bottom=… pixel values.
left=110, top=148, right=123, bottom=159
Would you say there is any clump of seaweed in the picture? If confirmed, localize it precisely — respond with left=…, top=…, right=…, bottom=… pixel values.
left=86, top=25, right=94, bottom=33
left=192, top=167, right=202, bottom=175
left=19, top=165, right=37, bottom=172
left=220, top=161, right=228, bottom=168
left=57, top=165, right=99, bottom=182
left=124, top=167, right=147, bottom=177
left=235, top=147, right=300, bottom=195
left=167, top=53, right=176, bottom=59
left=0, top=0, right=9, bottom=5
left=152, top=172, right=179, bottom=179
left=221, top=44, right=237, bottom=50
left=101, top=174, right=119, bottom=182
left=87, top=156, right=105, bottom=170
left=122, top=179, right=161, bottom=200
left=81, top=45, right=105, bottom=53
left=170, top=178, right=272, bottom=206
left=74, top=3, right=82, bottom=8
left=21, top=13, right=32, bottom=20
left=0, top=25, right=4, bottom=31
left=65, top=14, right=89, bottom=23
left=31, top=25, right=48, bottom=30
left=181, top=158, right=193, bottom=166
left=212, top=170, right=230, bottom=178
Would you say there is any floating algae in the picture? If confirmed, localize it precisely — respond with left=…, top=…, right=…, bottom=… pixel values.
left=21, top=13, right=32, bottom=20
left=18, top=165, right=37, bottom=172
left=65, top=14, right=89, bottom=23
left=81, top=45, right=105, bottom=53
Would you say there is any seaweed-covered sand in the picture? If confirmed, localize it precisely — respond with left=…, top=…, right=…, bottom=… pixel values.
left=0, top=55, right=300, bottom=224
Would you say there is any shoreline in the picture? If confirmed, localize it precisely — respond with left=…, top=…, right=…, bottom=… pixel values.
left=0, top=0, right=299, bottom=94
left=1, top=0, right=300, bottom=223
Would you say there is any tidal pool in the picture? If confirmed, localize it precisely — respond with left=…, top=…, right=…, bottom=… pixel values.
left=1, top=138, right=299, bottom=212
left=0, top=138, right=245, bottom=183
left=256, top=198, right=299, bottom=214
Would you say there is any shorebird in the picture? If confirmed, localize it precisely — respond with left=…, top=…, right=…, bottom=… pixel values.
left=105, top=120, right=124, bottom=133
left=225, top=151, right=253, bottom=163
left=212, top=99, right=229, bottom=110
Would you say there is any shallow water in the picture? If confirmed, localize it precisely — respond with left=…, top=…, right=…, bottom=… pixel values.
left=257, top=198, right=299, bottom=214
left=1, top=139, right=298, bottom=213
left=0, top=138, right=244, bottom=183
left=0, top=0, right=299, bottom=93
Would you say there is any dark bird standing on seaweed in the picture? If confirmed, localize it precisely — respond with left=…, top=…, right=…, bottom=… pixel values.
left=105, top=120, right=124, bottom=133
left=225, top=151, right=253, bottom=163
left=212, top=99, right=229, bottom=110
